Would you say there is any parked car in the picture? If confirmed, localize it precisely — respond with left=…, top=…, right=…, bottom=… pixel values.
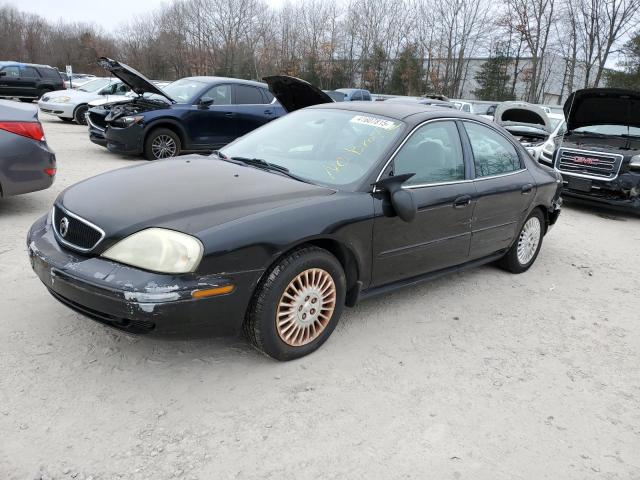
left=97, top=57, right=285, bottom=160
left=0, top=62, right=65, bottom=102
left=473, top=102, right=499, bottom=120
left=555, top=88, right=640, bottom=210
left=38, top=78, right=130, bottom=125
left=335, top=88, right=372, bottom=101
left=323, top=90, right=346, bottom=102
left=27, top=75, right=562, bottom=360
left=385, top=97, right=457, bottom=109
left=452, top=100, right=474, bottom=113
left=86, top=81, right=172, bottom=147
left=0, top=100, right=56, bottom=197
left=494, top=101, right=553, bottom=156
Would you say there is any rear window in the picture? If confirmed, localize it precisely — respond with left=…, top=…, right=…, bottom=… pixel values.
left=235, top=85, right=265, bottom=104
left=22, top=67, right=39, bottom=78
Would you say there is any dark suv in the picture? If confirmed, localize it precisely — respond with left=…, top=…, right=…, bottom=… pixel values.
left=0, top=62, right=65, bottom=102
left=89, top=58, right=285, bottom=160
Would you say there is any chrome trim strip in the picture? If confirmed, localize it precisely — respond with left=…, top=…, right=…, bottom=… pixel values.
left=556, top=147, right=623, bottom=181
left=373, top=117, right=527, bottom=191
left=52, top=205, right=106, bottom=253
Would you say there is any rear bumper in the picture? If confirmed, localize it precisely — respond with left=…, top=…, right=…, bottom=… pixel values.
left=27, top=214, right=262, bottom=337
left=0, top=133, right=56, bottom=197
left=105, top=124, right=144, bottom=156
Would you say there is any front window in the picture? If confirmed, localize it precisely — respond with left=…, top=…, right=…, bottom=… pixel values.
left=393, top=121, right=465, bottom=185
left=78, top=79, right=114, bottom=92
left=574, top=124, right=640, bottom=137
left=464, top=122, right=522, bottom=177
left=162, top=78, right=207, bottom=103
left=1, top=66, right=20, bottom=77
left=220, top=109, right=404, bottom=187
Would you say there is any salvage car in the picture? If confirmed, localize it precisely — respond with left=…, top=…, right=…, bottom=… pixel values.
left=0, top=100, right=56, bottom=197
left=385, top=97, right=457, bottom=109
left=97, top=58, right=285, bottom=160
left=27, top=75, right=562, bottom=360
left=556, top=88, right=640, bottom=210
left=494, top=101, right=553, bottom=156
left=38, top=78, right=130, bottom=124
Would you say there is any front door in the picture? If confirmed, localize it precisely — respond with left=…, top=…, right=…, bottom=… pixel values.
left=185, top=83, right=237, bottom=149
left=0, top=66, right=22, bottom=97
left=372, top=120, right=475, bottom=286
left=461, top=121, right=536, bottom=259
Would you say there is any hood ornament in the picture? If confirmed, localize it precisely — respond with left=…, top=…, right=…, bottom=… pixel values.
left=59, top=217, right=70, bottom=238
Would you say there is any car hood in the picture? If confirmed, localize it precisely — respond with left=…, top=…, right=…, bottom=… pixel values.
left=98, top=57, right=174, bottom=103
left=564, top=88, right=640, bottom=131
left=56, top=156, right=334, bottom=247
left=494, top=102, right=552, bottom=133
left=262, top=75, right=333, bottom=112
left=88, top=95, right=132, bottom=107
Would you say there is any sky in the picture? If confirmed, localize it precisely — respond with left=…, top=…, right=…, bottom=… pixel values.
left=6, top=0, right=289, bottom=30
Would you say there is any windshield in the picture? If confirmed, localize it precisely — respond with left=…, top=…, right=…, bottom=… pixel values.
left=220, top=109, right=405, bottom=187
left=78, top=78, right=114, bottom=92
left=162, top=79, right=206, bottom=103
left=573, top=124, right=640, bottom=137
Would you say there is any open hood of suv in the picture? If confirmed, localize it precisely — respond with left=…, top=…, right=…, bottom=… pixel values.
left=262, top=75, right=333, bottom=112
left=98, top=57, right=174, bottom=103
left=494, top=102, right=552, bottom=133
left=564, top=88, right=640, bottom=131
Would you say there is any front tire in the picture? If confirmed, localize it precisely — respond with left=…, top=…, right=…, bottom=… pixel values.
left=244, top=246, right=346, bottom=361
left=144, top=128, right=181, bottom=160
left=499, top=209, right=545, bottom=273
left=73, top=104, right=88, bottom=125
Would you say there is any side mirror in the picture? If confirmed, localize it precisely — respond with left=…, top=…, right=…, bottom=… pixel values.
left=372, top=173, right=417, bottom=222
left=199, top=98, right=214, bottom=109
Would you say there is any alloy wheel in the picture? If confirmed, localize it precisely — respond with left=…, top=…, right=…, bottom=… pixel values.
left=151, top=135, right=177, bottom=159
left=275, top=268, right=337, bottom=347
left=517, top=217, right=541, bottom=265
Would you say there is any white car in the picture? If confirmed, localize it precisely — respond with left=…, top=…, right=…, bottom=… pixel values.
left=451, top=100, right=474, bottom=113
left=38, top=78, right=130, bottom=124
left=532, top=119, right=566, bottom=166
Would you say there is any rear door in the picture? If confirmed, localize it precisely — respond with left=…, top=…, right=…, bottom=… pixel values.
left=371, top=120, right=475, bottom=286
left=233, top=84, right=275, bottom=137
left=462, top=121, right=536, bottom=259
left=20, top=67, right=40, bottom=97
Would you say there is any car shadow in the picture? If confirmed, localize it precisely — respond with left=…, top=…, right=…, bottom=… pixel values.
left=562, top=197, right=640, bottom=221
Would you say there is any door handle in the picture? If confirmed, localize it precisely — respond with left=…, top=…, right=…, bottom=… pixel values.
left=521, top=183, right=534, bottom=194
left=224, top=112, right=234, bottom=117
left=264, top=109, right=274, bottom=115
left=453, top=195, right=471, bottom=208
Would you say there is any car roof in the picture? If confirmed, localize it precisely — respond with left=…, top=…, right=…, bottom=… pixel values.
left=0, top=61, right=56, bottom=69
left=184, top=76, right=268, bottom=88
left=307, top=101, right=475, bottom=122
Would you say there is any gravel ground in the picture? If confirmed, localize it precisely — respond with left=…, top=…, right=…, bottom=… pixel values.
left=1, top=116, right=639, bottom=480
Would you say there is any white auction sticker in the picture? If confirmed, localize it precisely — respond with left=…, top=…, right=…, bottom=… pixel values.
left=350, top=115, right=398, bottom=130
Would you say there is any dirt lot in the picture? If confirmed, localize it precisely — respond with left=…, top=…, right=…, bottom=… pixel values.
left=1, top=116, right=639, bottom=479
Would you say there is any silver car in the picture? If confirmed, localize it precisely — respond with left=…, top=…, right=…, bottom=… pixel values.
left=38, top=78, right=130, bottom=125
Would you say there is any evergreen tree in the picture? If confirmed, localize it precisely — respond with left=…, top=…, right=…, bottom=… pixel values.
left=389, top=44, right=422, bottom=95
left=606, top=31, right=640, bottom=89
left=473, top=53, right=514, bottom=101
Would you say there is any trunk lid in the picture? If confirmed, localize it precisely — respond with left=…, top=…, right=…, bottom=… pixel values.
left=262, top=75, right=333, bottom=112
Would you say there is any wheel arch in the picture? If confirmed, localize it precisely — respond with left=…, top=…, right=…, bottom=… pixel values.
left=143, top=119, right=188, bottom=149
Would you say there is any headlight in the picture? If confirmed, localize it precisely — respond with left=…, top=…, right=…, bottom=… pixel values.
left=113, top=115, right=144, bottom=127
left=101, top=228, right=204, bottom=274
left=630, top=155, right=640, bottom=170
left=50, top=96, right=71, bottom=104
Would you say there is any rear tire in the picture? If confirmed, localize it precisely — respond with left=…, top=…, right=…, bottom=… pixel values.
left=244, top=246, right=346, bottom=361
left=73, top=105, right=88, bottom=125
left=144, top=128, right=181, bottom=160
left=499, top=209, right=545, bottom=273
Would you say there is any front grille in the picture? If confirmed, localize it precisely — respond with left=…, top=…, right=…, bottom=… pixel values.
left=556, top=148, right=623, bottom=180
left=52, top=205, right=104, bottom=252
left=87, top=111, right=107, bottom=130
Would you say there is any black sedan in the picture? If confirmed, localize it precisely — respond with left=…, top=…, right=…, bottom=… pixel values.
left=27, top=76, right=562, bottom=360
left=1, top=99, right=56, bottom=197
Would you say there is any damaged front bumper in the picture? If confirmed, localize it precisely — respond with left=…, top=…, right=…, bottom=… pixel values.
left=26, top=214, right=261, bottom=336
left=562, top=172, right=640, bottom=210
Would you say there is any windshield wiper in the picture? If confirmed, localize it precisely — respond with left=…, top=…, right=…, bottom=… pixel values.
left=214, top=152, right=312, bottom=184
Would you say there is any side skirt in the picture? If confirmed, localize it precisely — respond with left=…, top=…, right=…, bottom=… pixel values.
left=357, top=251, right=507, bottom=303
